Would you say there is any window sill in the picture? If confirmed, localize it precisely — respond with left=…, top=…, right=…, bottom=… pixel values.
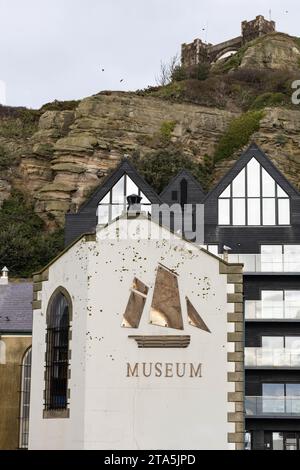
left=43, top=409, right=70, bottom=419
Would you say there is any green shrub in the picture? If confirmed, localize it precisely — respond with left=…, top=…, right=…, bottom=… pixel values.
left=173, top=64, right=210, bottom=82
left=214, top=111, right=264, bottom=162
left=0, top=145, right=20, bottom=169
left=130, top=148, right=213, bottom=193
left=154, top=81, right=185, bottom=101
left=250, top=92, right=286, bottom=110
left=0, top=145, right=10, bottom=169
left=171, top=65, right=187, bottom=82
left=160, top=121, right=176, bottom=141
left=0, top=191, right=64, bottom=277
left=194, top=63, right=210, bottom=81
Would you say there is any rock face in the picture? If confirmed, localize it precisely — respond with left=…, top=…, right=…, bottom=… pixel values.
left=212, top=107, right=300, bottom=189
left=240, top=33, right=300, bottom=71
left=6, top=93, right=237, bottom=225
left=1, top=91, right=300, bottom=227
left=0, top=129, right=32, bottom=206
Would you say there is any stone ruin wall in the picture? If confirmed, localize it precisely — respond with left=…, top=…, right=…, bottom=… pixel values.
left=182, top=15, right=276, bottom=67
left=242, top=15, right=276, bottom=43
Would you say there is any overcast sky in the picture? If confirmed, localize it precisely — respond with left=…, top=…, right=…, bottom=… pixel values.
left=0, top=0, right=299, bottom=109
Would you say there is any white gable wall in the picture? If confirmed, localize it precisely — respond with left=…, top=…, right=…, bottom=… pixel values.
left=29, top=239, right=89, bottom=449
left=29, top=218, right=237, bottom=450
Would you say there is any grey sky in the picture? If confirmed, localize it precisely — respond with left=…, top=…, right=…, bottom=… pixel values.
left=0, top=0, right=299, bottom=109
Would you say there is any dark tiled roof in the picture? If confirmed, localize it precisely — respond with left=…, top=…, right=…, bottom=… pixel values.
left=0, top=282, right=33, bottom=333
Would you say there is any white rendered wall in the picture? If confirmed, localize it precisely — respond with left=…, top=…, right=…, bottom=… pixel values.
left=29, top=218, right=235, bottom=450
left=29, top=239, right=89, bottom=449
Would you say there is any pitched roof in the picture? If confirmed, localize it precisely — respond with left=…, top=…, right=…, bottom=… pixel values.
left=79, top=159, right=162, bottom=213
left=0, top=282, right=33, bottom=333
left=160, top=169, right=205, bottom=204
left=204, top=143, right=300, bottom=202
left=37, top=215, right=242, bottom=278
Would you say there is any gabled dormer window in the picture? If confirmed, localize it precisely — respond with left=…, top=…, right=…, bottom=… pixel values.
left=97, top=174, right=152, bottom=225
left=218, top=158, right=290, bottom=226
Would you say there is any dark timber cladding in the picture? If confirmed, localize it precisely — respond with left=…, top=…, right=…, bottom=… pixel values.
left=203, top=143, right=300, bottom=251
left=200, top=144, right=300, bottom=451
left=154, top=142, right=300, bottom=450
left=160, top=169, right=205, bottom=205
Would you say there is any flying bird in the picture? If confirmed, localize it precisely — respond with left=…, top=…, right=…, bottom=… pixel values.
left=120, top=79, right=124, bottom=82
left=101, top=68, right=105, bottom=72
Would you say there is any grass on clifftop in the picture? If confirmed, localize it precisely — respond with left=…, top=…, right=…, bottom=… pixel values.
left=250, top=92, right=287, bottom=110
left=0, top=99, right=80, bottom=140
left=0, top=108, right=40, bottom=138
left=40, top=99, right=80, bottom=112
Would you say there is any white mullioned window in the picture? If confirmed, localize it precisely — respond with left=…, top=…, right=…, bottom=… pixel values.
left=97, top=174, right=152, bottom=225
left=218, top=158, right=290, bottom=226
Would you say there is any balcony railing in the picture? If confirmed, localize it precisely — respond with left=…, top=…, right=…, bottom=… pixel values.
left=246, top=396, right=300, bottom=416
left=245, top=300, right=300, bottom=320
left=245, top=348, right=300, bottom=368
left=227, top=254, right=300, bottom=273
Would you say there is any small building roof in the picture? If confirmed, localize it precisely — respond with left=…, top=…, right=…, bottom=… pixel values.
left=0, top=282, right=33, bottom=333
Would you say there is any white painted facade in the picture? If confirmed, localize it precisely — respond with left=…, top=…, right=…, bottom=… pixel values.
left=29, top=217, right=238, bottom=450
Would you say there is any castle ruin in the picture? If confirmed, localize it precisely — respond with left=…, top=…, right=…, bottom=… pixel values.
left=181, top=15, right=276, bottom=67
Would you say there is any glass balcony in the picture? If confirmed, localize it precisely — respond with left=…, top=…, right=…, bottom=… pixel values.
left=227, top=253, right=300, bottom=273
left=246, top=396, right=300, bottom=416
left=245, top=300, right=300, bottom=320
left=245, top=348, right=300, bottom=368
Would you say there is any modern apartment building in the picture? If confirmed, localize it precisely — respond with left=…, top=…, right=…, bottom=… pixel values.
left=161, top=143, right=300, bottom=451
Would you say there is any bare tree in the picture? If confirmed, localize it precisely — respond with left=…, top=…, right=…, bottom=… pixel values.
left=156, top=54, right=180, bottom=86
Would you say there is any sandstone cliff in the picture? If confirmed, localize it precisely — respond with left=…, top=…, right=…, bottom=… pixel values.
left=1, top=32, right=300, bottom=229
left=240, top=33, right=300, bottom=71
left=0, top=94, right=238, bottom=225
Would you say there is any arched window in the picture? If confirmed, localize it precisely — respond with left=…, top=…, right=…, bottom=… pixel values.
left=19, top=347, right=31, bottom=449
left=218, top=158, right=290, bottom=226
left=45, top=288, right=71, bottom=412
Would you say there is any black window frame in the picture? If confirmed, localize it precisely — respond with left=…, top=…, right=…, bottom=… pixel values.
left=45, top=288, right=71, bottom=412
left=218, top=159, right=291, bottom=226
